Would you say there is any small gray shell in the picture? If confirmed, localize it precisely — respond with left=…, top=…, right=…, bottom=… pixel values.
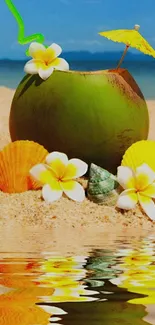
left=87, top=163, right=120, bottom=206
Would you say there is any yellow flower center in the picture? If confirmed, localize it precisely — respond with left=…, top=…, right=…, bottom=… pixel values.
left=58, top=176, right=63, bottom=182
left=42, top=48, right=56, bottom=65
left=135, top=173, right=150, bottom=192
left=34, top=47, right=57, bottom=66
left=44, top=60, right=50, bottom=66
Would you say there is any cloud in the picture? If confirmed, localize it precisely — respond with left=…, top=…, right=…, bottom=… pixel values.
left=10, top=41, right=26, bottom=50
left=59, top=0, right=101, bottom=4
left=148, top=37, right=155, bottom=43
left=59, top=0, right=70, bottom=4
left=82, top=39, right=102, bottom=46
left=58, top=0, right=103, bottom=7
left=97, top=25, right=111, bottom=32
left=58, top=39, right=103, bottom=50
left=60, top=39, right=102, bottom=45
left=82, top=0, right=101, bottom=3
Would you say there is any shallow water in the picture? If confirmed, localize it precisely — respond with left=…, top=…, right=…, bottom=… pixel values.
left=0, top=236, right=155, bottom=324
left=0, top=60, right=155, bottom=99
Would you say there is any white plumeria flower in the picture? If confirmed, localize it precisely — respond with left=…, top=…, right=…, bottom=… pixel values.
left=24, top=42, right=69, bottom=80
left=30, top=151, right=88, bottom=203
left=116, top=163, right=155, bottom=221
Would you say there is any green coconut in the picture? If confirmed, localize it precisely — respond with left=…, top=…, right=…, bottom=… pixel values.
left=9, top=68, right=149, bottom=173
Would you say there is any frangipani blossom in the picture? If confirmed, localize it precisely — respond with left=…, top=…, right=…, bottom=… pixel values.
left=24, top=42, right=69, bottom=80
left=116, top=163, right=155, bottom=221
left=30, top=151, right=88, bottom=203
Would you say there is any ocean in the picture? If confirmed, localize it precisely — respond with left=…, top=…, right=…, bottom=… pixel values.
left=0, top=60, right=155, bottom=99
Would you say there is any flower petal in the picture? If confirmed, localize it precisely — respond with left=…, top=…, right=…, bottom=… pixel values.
left=38, top=66, right=54, bottom=80
left=52, top=58, right=69, bottom=71
left=46, top=152, right=68, bottom=178
left=50, top=317, right=62, bottom=322
left=142, top=183, right=155, bottom=198
left=138, top=193, right=155, bottom=221
left=24, top=59, right=40, bottom=74
left=116, top=189, right=138, bottom=210
left=61, top=180, right=85, bottom=202
left=135, top=163, right=155, bottom=190
left=48, top=43, right=62, bottom=57
left=39, top=305, right=67, bottom=315
left=28, top=42, right=46, bottom=59
left=117, top=166, right=135, bottom=189
left=46, top=152, right=68, bottom=165
left=29, top=163, right=56, bottom=184
left=42, top=184, right=62, bottom=203
left=63, top=159, right=88, bottom=180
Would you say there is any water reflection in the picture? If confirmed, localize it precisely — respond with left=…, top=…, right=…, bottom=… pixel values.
left=85, top=250, right=121, bottom=288
left=0, top=254, right=99, bottom=325
left=37, top=255, right=99, bottom=303
left=111, top=236, right=155, bottom=304
left=0, top=237, right=155, bottom=324
left=0, top=257, right=64, bottom=324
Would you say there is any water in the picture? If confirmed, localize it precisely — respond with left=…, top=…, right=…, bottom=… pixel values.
left=1, top=235, right=155, bottom=324
left=0, top=60, right=155, bottom=99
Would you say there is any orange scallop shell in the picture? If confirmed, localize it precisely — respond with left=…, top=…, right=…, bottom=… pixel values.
left=0, top=140, right=48, bottom=193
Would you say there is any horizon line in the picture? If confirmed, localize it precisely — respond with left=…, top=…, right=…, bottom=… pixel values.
left=0, top=50, right=155, bottom=62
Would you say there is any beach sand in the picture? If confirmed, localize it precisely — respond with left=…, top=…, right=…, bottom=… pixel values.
left=0, top=86, right=155, bottom=253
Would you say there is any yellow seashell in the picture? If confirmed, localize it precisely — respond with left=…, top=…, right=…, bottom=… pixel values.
left=0, top=140, right=48, bottom=193
left=121, top=140, right=155, bottom=171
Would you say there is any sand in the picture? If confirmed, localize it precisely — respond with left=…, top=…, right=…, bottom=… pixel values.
left=0, top=86, right=155, bottom=253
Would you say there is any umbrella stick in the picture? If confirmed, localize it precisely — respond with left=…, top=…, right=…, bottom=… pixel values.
left=116, top=45, right=129, bottom=69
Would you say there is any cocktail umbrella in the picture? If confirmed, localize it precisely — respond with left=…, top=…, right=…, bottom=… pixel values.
left=99, top=24, right=155, bottom=68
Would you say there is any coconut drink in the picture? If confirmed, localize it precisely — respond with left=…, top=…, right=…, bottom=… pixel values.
left=9, top=41, right=149, bottom=173
left=9, top=68, right=149, bottom=174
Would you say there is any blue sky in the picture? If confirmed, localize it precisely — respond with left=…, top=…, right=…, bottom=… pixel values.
left=0, top=0, right=155, bottom=59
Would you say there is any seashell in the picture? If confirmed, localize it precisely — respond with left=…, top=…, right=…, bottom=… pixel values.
left=0, top=140, right=48, bottom=193
left=87, top=163, right=120, bottom=206
left=121, top=140, right=155, bottom=171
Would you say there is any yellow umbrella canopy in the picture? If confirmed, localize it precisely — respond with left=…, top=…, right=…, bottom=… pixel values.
left=99, top=25, right=155, bottom=68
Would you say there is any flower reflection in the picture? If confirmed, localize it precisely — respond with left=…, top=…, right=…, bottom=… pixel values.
left=111, top=241, right=155, bottom=305
left=38, top=255, right=99, bottom=302
left=0, top=254, right=99, bottom=325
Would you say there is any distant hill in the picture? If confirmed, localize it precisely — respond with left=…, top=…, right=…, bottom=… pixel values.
left=0, top=51, right=155, bottom=62
left=62, top=51, right=155, bottom=62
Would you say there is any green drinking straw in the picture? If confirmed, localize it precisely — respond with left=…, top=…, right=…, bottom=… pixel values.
left=5, top=0, right=46, bottom=56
